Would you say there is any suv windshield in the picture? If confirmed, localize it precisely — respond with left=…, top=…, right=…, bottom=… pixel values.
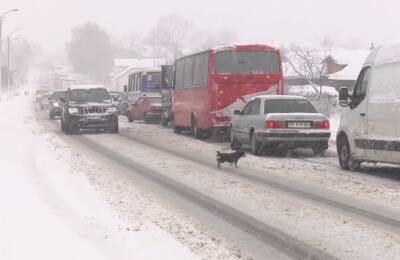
left=265, top=99, right=317, bottom=114
left=215, top=50, right=280, bottom=74
left=69, top=88, right=111, bottom=103
left=51, top=91, right=66, bottom=99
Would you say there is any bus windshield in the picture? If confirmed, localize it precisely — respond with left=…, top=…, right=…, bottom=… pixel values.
left=143, top=72, right=161, bottom=91
left=214, top=50, right=280, bottom=74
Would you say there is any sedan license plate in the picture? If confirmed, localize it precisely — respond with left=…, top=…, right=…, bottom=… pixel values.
left=288, top=121, right=311, bottom=128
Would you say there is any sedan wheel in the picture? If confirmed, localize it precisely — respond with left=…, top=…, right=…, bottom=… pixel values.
left=230, top=131, right=241, bottom=150
left=250, top=133, right=261, bottom=155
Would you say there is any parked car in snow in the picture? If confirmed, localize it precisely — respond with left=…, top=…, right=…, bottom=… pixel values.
left=231, top=95, right=330, bottom=155
left=40, top=93, right=52, bottom=110
left=60, top=85, right=119, bottom=134
left=337, top=45, right=400, bottom=170
left=127, top=94, right=162, bottom=124
left=35, top=89, right=49, bottom=102
left=48, top=90, right=66, bottom=120
left=109, top=91, right=128, bottom=115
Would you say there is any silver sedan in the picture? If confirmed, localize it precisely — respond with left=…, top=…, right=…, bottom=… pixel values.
left=231, top=95, right=331, bottom=155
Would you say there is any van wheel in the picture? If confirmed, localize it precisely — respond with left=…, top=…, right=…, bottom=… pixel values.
left=250, top=132, right=261, bottom=155
left=338, top=135, right=360, bottom=171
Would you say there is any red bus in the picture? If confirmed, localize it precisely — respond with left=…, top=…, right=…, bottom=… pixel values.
left=168, top=44, right=284, bottom=138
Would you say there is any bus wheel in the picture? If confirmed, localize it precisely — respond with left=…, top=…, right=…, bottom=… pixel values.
left=172, top=119, right=182, bottom=134
left=161, top=113, right=169, bottom=127
left=192, top=118, right=201, bottom=139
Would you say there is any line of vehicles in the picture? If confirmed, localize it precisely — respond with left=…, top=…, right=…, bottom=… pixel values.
left=35, top=43, right=400, bottom=170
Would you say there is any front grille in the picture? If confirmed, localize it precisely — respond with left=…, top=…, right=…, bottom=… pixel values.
left=82, top=107, right=106, bottom=115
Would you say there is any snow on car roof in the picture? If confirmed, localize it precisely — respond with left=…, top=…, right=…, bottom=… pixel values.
left=69, top=85, right=107, bottom=90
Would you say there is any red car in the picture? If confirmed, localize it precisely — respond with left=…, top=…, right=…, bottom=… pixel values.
left=127, top=95, right=162, bottom=123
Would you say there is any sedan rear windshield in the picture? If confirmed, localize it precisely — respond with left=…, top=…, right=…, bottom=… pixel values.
left=265, top=99, right=317, bottom=114
left=214, top=50, right=280, bottom=74
left=69, top=88, right=111, bottom=103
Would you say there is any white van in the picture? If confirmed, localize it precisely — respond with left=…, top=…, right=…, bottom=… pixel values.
left=337, top=45, right=400, bottom=170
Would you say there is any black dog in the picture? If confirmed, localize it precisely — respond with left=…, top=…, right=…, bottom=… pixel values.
left=216, top=150, right=246, bottom=169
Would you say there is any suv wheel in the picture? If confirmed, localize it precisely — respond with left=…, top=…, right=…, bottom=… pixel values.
left=110, top=123, right=119, bottom=133
left=338, top=135, right=360, bottom=171
left=61, top=117, right=65, bottom=132
left=250, top=132, right=261, bottom=155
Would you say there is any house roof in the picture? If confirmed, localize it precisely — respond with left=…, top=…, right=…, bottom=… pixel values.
left=327, top=48, right=371, bottom=80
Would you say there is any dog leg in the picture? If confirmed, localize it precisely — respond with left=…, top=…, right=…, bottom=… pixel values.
left=218, top=162, right=221, bottom=169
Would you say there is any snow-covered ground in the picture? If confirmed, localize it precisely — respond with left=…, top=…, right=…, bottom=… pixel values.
left=0, top=95, right=199, bottom=260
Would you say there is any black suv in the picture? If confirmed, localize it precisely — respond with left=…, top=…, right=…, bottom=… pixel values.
left=60, top=86, right=119, bottom=134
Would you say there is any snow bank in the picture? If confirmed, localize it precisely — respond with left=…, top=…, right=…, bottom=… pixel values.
left=288, top=85, right=338, bottom=97
left=0, top=96, right=199, bottom=260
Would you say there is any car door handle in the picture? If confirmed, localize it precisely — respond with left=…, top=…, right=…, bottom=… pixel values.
left=360, top=113, right=366, bottom=117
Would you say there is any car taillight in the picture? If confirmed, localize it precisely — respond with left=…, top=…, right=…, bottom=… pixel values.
left=314, top=120, right=330, bottom=129
left=266, top=120, right=286, bottom=128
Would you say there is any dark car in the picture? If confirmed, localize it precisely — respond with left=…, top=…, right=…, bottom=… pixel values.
left=48, top=90, right=66, bottom=120
left=127, top=95, right=162, bottom=124
left=40, top=93, right=52, bottom=110
left=60, top=86, right=119, bottom=134
left=109, top=91, right=128, bottom=115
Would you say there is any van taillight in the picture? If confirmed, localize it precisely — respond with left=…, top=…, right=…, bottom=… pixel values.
left=314, top=120, right=330, bottom=129
left=266, top=120, right=286, bottom=128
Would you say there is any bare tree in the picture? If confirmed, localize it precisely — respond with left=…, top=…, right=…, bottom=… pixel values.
left=144, top=14, right=191, bottom=63
left=284, top=38, right=333, bottom=98
left=201, top=28, right=238, bottom=50
left=66, top=22, right=113, bottom=83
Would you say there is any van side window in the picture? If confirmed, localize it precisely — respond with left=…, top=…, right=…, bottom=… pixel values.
left=351, top=67, right=371, bottom=108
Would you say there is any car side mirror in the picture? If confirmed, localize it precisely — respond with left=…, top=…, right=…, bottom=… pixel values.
left=339, top=87, right=349, bottom=107
left=233, top=109, right=241, bottom=115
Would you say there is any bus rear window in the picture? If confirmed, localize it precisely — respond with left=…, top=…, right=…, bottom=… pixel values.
left=215, top=50, right=280, bottom=74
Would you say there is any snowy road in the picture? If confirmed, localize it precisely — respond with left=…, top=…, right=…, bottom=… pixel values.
left=31, top=98, right=400, bottom=260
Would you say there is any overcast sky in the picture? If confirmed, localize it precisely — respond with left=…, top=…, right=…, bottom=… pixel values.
left=2, top=0, right=400, bottom=53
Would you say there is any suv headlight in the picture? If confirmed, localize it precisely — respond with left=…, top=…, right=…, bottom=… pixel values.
left=106, top=107, right=117, bottom=113
left=68, top=108, right=79, bottom=114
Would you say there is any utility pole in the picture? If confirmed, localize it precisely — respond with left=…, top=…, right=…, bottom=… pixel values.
left=0, top=9, right=18, bottom=96
left=6, top=28, right=21, bottom=94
